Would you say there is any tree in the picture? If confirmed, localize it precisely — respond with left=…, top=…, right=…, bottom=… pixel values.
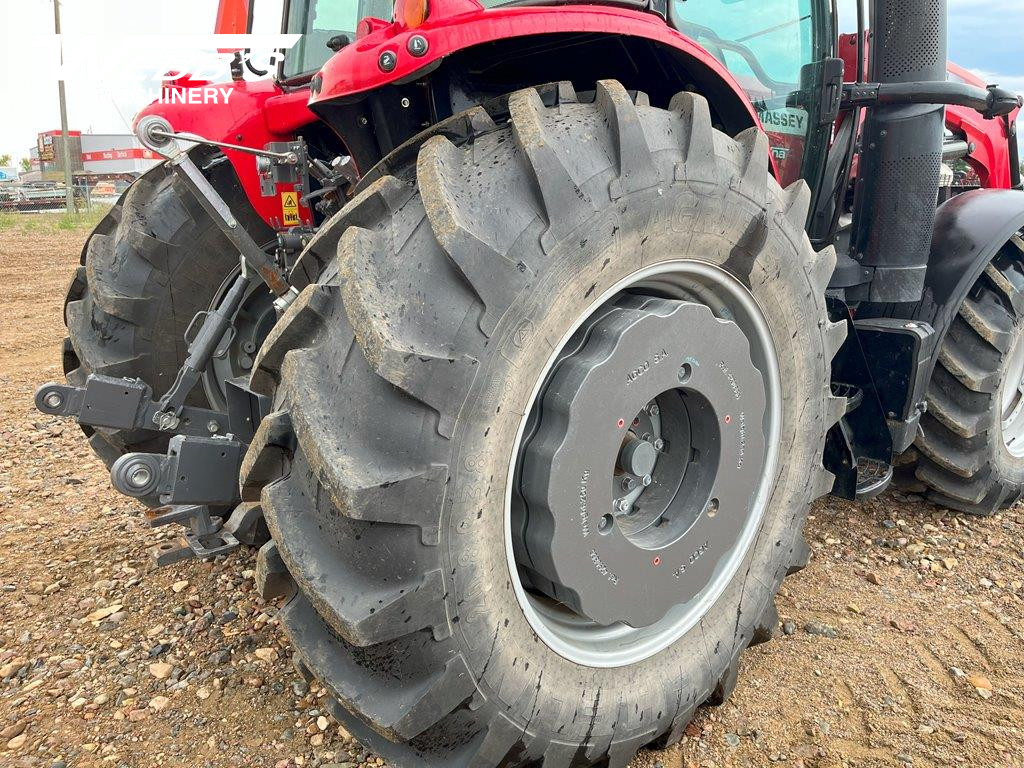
left=19, top=158, right=30, bottom=173
left=0, top=154, right=11, bottom=166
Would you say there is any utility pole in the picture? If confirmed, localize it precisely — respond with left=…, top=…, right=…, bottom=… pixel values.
left=54, top=0, right=75, bottom=214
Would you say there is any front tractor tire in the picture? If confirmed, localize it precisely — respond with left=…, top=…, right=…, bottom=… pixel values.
left=63, top=150, right=275, bottom=466
left=903, top=234, right=1024, bottom=514
left=243, top=82, right=846, bottom=767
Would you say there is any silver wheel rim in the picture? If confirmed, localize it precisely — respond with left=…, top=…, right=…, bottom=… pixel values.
left=504, top=261, right=783, bottom=668
left=1001, top=335, right=1024, bottom=457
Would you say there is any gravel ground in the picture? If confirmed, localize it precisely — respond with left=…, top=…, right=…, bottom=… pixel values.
left=1, top=223, right=1023, bottom=768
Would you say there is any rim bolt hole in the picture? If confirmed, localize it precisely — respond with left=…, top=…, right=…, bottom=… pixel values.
left=598, top=514, right=614, bottom=534
left=678, top=363, right=693, bottom=384
left=706, top=498, right=719, bottom=518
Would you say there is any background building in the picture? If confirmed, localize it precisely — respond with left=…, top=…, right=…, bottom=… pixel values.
left=25, top=130, right=161, bottom=186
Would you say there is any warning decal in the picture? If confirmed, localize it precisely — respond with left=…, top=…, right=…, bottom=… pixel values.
left=281, top=191, right=300, bottom=226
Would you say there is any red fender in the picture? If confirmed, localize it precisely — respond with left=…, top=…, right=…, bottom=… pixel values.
left=312, top=0, right=760, bottom=130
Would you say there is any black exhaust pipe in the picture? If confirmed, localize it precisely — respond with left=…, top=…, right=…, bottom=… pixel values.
left=850, top=0, right=948, bottom=303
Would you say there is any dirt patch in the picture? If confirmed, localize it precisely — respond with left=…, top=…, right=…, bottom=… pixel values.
left=1, top=226, right=1022, bottom=768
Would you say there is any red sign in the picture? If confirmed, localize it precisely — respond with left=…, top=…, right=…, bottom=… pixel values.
left=81, top=148, right=158, bottom=163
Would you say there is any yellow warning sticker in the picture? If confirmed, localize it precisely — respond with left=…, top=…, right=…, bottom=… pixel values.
left=281, top=191, right=300, bottom=226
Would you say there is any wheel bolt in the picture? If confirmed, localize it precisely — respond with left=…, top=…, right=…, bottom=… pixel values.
left=615, top=498, right=630, bottom=513
left=620, top=477, right=636, bottom=492
left=648, top=404, right=660, bottom=417
left=642, top=474, right=653, bottom=487
left=653, top=438, right=665, bottom=451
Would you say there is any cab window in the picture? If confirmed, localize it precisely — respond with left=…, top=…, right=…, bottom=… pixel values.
left=282, top=0, right=393, bottom=79
left=670, top=0, right=832, bottom=187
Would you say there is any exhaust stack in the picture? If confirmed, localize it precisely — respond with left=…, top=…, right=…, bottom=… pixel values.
left=851, top=0, right=948, bottom=303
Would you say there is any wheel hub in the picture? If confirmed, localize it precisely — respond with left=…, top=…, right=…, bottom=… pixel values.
left=518, top=296, right=768, bottom=628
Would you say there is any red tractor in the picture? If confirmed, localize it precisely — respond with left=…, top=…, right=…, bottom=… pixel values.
left=36, top=0, right=1023, bottom=765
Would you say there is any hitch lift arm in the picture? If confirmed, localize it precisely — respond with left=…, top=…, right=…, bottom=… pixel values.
left=35, top=125, right=302, bottom=566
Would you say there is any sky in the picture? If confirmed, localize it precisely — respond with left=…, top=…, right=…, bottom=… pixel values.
left=0, top=0, right=1021, bottom=164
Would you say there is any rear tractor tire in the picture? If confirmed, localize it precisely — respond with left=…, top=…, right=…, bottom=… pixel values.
left=63, top=149, right=276, bottom=466
left=243, top=81, right=846, bottom=767
left=902, top=233, right=1024, bottom=514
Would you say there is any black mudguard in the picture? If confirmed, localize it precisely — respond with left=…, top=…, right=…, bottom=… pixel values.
left=861, top=188, right=1024, bottom=384
left=830, top=188, right=1024, bottom=498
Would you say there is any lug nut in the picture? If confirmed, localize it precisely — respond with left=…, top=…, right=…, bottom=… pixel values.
left=43, top=391, right=63, bottom=409
left=653, top=438, right=666, bottom=451
left=620, top=477, right=636, bottom=492
left=648, top=404, right=660, bottom=417
left=615, top=498, right=630, bottom=513
left=642, top=474, right=653, bottom=487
